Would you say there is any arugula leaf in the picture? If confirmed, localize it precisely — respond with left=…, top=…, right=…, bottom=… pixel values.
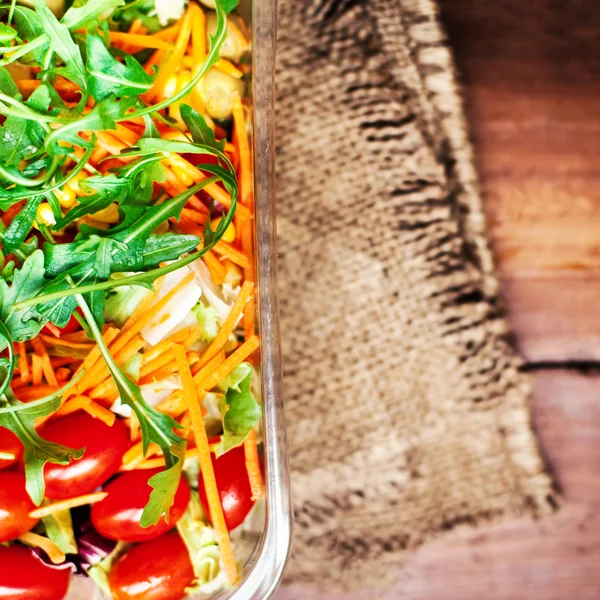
left=87, top=34, right=153, bottom=101
left=181, top=104, right=226, bottom=152
left=214, top=365, right=261, bottom=457
left=0, top=23, right=18, bottom=43
left=0, top=384, right=84, bottom=505
left=34, top=0, right=87, bottom=91
left=0, top=250, right=47, bottom=344
left=12, top=7, right=46, bottom=64
left=74, top=289, right=187, bottom=525
left=2, top=196, right=42, bottom=254
left=61, top=0, right=125, bottom=29
left=0, top=67, right=19, bottom=96
left=42, top=509, right=78, bottom=555
left=141, top=440, right=186, bottom=527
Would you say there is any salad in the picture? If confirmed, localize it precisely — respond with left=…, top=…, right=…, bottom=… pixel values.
left=0, top=0, right=264, bottom=598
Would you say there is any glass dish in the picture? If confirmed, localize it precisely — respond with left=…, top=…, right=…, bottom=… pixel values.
left=67, top=0, right=292, bottom=597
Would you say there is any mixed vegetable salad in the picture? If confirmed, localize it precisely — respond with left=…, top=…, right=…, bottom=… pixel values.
left=0, top=0, right=263, bottom=597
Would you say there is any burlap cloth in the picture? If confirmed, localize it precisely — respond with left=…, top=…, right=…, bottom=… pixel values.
left=274, top=0, right=558, bottom=591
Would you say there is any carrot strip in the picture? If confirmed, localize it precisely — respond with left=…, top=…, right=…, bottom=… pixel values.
left=232, top=92, right=253, bottom=209
left=29, top=493, right=108, bottom=519
left=17, top=342, right=30, bottom=384
left=18, top=532, right=65, bottom=565
left=42, top=322, right=62, bottom=337
left=82, top=401, right=116, bottom=427
left=107, top=272, right=195, bottom=360
left=88, top=379, right=119, bottom=403
left=191, top=351, right=226, bottom=384
left=153, top=23, right=181, bottom=41
left=180, top=207, right=209, bottom=225
left=196, top=281, right=253, bottom=370
left=71, top=327, right=119, bottom=382
left=156, top=390, right=187, bottom=418
left=203, top=251, right=226, bottom=285
left=197, top=337, right=259, bottom=393
left=55, top=367, right=71, bottom=382
left=213, top=240, right=250, bottom=270
left=15, top=385, right=59, bottom=402
left=79, top=335, right=144, bottom=394
left=31, top=355, right=43, bottom=386
left=31, top=338, right=58, bottom=387
left=134, top=447, right=201, bottom=470
left=139, top=327, right=201, bottom=379
left=244, top=428, right=264, bottom=501
left=241, top=219, right=256, bottom=340
left=190, top=3, right=206, bottom=65
left=109, top=31, right=176, bottom=50
left=38, top=336, right=94, bottom=351
left=56, top=395, right=91, bottom=418
left=172, top=343, right=238, bottom=584
left=140, top=326, right=195, bottom=366
left=145, top=7, right=193, bottom=102
left=122, top=440, right=160, bottom=468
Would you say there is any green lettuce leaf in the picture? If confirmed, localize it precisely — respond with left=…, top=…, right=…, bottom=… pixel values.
left=215, top=365, right=261, bottom=458
left=193, top=302, right=220, bottom=342
left=42, top=509, right=78, bottom=555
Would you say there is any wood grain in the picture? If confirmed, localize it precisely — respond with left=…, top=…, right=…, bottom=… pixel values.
left=277, top=1, right=600, bottom=598
left=439, top=0, right=600, bottom=362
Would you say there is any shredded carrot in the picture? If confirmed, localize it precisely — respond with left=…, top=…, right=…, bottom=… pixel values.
left=31, top=338, right=58, bottom=387
left=203, top=251, right=226, bottom=285
left=241, top=219, right=256, bottom=340
left=128, top=18, right=144, bottom=34
left=156, top=391, right=187, bottom=418
left=152, top=23, right=181, bottom=40
left=122, top=440, right=160, bottom=468
left=139, top=327, right=201, bottom=379
left=29, top=492, right=108, bottom=519
left=88, top=379, right=119, bottom=403
left=15, top=385, right=60, bottom=402
left=38, top=336, right=94, bottom=351
left=78, top=334, right=144, bottom=394
left=113, top=123, right=142, bottom=145
left=172, top=343, right=238, bottom=584
left=180, top=207, right=209, bottom=225
left=134, top=447, right=201, bottom=470
left=192, top=350, right=226, bottom=385
left=42, top=322, right=62, bottom=338
left=18, top=532, right=65, bottom=565
left=17, top=342, right=30, bottom=384
left=145, top=7, right=193, bottom=102
left=196, top=281, right=254, bottom=370
left=213, top=240, right=250, bottom=270
left=197, top=336, right=259, bottom=393
left=56, top=395, right=91, bottom=418
left=55, top=367, right=71, bottom=382
left=71, top=326, right=119, bottom=384
left=82, top=401, right=116, bottom=427
left=140, top=326, right=194, bottom=366
left=244, top=428, right=264, bottom=501
left=109, top=31, right=176, bottom=50
left=31, top=355, right=43, bottom=386
left=190, top=3, right=206, bottom=65
left=232, top=92, right=253, bottom=209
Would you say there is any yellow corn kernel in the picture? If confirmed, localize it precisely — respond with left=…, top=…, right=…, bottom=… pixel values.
left=65, top=172, right=90, bottom=197
left=211, top=217, right=235, bottom=243
left=92, top=203, right=120, bottom=224
left=35, top=203, right=56, bottom=227
left=223, top=259, right=242, bottom=288
left=54, top=186, right=77, bottom=209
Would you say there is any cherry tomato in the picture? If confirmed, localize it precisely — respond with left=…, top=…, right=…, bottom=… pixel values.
left=108, top=533, right=194, bottom=600
left=0, top=472, right=39, bottom=543
left=91, top=468, right=190, bottom=542
left=0, top=544, right=71, bottom=600
left=0, top=428, right=23, bottom=470
left=41, top=308, right=82, bottom=336
left=42, top=413, right=130, bottom=500
left=198, top=445, right=255, bottom=531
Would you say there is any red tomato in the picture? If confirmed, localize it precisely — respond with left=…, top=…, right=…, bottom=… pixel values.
left=41, top=413, right=130, bottom=500
left=198, top=445, right=255, bottom=531
left=182, top=152, right=219, bottom=167
left=0, top=472, right=39, bottom=543
left=41, top=308, right=82, bottom=336
left=108, top=533, right=194, bottom=600
left=0, top=428, right=23, bottom=470
left=0, top=544, right=71, bottom=600
left=91, top=468, right=190, bottom=542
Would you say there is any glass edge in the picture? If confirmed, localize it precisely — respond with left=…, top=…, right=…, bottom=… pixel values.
left=209, top=0, right=292, bottom=598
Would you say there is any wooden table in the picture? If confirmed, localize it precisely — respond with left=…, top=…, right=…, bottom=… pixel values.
left=277, top=1, right=600, bottom=598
